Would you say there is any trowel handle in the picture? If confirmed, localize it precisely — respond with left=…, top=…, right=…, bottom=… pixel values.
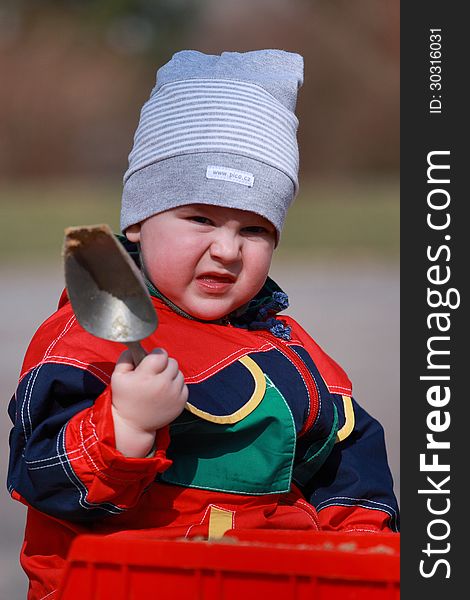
left=126, top=341, right=148, bottom=366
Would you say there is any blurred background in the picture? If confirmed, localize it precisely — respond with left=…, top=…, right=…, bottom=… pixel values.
left=0, top=1, right=399, bottom=597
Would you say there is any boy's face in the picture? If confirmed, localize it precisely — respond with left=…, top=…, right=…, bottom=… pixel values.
left=126, top=204, right=276, bottom=321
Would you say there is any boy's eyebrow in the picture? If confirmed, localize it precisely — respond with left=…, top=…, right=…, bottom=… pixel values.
left=176, top=204, right=223, bottom=217
left=176, top=204, right=274, bottom=230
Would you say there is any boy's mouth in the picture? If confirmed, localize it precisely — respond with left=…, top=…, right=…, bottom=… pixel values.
left=196, top=272, right=237, bottom=292
left=197, top=272, right=236, bottom=283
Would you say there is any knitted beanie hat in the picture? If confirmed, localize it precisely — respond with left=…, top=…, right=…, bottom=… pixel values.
left=121, top=49, right=304, bottom=238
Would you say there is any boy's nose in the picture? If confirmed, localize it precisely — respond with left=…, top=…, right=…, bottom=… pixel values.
left=209, top=230, right=241, bottom=263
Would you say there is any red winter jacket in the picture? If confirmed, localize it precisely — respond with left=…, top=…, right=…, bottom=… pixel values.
left=8, top=290, right=398, bottom=600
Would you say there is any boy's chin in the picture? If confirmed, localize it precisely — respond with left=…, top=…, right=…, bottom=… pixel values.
left=186, top=307, right=234, bottom=322
left=181, top=299, right=242, bottom=322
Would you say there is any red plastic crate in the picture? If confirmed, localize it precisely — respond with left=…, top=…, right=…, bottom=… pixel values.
left=57, top=530, right=400, bottom=600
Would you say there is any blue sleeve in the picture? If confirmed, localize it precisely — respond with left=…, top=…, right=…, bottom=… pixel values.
left=294, top=396, right=399, bottom=531
left=7, top=362, right=124, bottom=522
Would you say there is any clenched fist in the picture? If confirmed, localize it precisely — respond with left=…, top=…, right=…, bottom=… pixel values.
left=111, top=348, right=188, bottom=457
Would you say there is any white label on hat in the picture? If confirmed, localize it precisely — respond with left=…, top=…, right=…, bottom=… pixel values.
left=206, top=165, right=254, bottom=188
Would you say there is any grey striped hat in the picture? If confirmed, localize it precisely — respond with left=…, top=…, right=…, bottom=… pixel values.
left=121, top=49, right=304, bottom=237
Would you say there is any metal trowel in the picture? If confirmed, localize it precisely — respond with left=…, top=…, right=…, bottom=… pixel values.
left=63, top=224, right=157, bottom=365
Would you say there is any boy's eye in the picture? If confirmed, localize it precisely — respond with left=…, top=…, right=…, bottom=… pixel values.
left=242, top=226, right=270, bottom=234
left=188, top=216, right=213, bottom=225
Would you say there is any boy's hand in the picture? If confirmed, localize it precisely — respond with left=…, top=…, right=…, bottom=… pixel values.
left=110, top=348, right=188, bottom=457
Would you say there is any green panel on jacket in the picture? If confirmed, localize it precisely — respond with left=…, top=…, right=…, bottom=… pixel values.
left=160, top=376, right=296, bottom=494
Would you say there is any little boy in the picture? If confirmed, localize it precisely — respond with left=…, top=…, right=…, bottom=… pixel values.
left=7, top=50, right=399, bottom=599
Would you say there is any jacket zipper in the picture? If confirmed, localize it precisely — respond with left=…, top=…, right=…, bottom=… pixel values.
left=255, top=331, right=319, bottom=438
